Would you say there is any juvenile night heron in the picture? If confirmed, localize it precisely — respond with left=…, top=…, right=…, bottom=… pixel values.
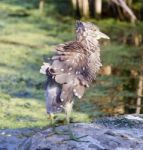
left=40, top=21, right=109, bottom=140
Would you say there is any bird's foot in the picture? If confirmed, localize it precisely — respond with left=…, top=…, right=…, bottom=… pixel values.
left=47, top=125, right=89, bottom=142
left=46, top=126, right=69, bottom=137
left=52, top=126, right=69, bottom=135
left=68, top=133, right=89, bottom=142
left=63, top=128, right=89, bottom=142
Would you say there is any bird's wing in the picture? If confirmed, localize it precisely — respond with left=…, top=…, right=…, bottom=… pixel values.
left=55, top=42, right=88, bottom=74
left=40, top=41, right=102, bottom=100
left=49, top=41, right=90, bottom=99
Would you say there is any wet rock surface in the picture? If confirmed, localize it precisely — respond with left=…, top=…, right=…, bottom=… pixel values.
left=0, top=115, right=143, bottom=150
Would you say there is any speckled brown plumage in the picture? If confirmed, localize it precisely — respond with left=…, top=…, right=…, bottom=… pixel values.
left=40, top=21, right=109, bottom=114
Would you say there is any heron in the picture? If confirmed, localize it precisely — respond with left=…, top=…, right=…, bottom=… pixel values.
left=40, top=21, right=110, bottom=141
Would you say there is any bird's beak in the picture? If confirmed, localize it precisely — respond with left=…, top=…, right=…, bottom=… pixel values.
left=95, top=31, right=110, bottom=40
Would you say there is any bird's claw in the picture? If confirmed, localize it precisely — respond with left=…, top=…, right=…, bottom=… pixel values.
left=64, top=134, right=89, bottom=142
left=53, top=127, right=69, bottom=135
left=45, top=126, right=69, bottom=138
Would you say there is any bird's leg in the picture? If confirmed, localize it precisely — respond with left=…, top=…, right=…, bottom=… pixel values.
left=48, top=113, right=59, bottom=135
left=49, top=113, right=54, bottom=125
left=48, top=113, right=70, bottom=136
left=64, top=102, right=89, bottom=142
left=48, top=113, right=65, bottom=135
left=47, top=106, right=88, bottom=142
left=66, top=124, right=89, bottom=142
left=47, top=113, right=57, bottom=136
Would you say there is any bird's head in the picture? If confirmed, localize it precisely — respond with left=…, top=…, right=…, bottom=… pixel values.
left=76, top=21, right=110, bottom=41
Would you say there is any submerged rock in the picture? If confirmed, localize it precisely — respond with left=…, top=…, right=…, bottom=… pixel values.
left=0, top=115, right=143, bottom=150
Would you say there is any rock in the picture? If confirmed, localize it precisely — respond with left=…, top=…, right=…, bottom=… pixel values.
left=0, top=115, right=143, bottom=150
left=95, top=114, right=143, bottom=129
left=0, top=128, right=41, bottom=150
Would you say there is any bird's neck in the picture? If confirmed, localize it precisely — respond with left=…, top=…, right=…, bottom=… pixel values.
left=77, top=36, right=99, bottom=52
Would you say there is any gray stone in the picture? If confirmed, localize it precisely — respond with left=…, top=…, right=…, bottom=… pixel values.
left=0, top=115, right=143, bottom=150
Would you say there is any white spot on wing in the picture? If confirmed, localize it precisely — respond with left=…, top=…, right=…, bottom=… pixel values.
left=74, top=92, right=82, bottom=99
left=76, top=71, right=80, bottom=75
left=61, top=98, right=64, bottom=102
left=60, top=105, right=63, bottom=108
left=69, top=67, right=72, bottom=71
left=87, top=84, right=89, bottom=88
left=73, top=89, right=76, bottom=92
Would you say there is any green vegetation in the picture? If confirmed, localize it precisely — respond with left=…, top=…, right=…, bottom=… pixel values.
left=0, top=0, right=142, bottom=129
left=0, top=0, right=89, bottom=129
